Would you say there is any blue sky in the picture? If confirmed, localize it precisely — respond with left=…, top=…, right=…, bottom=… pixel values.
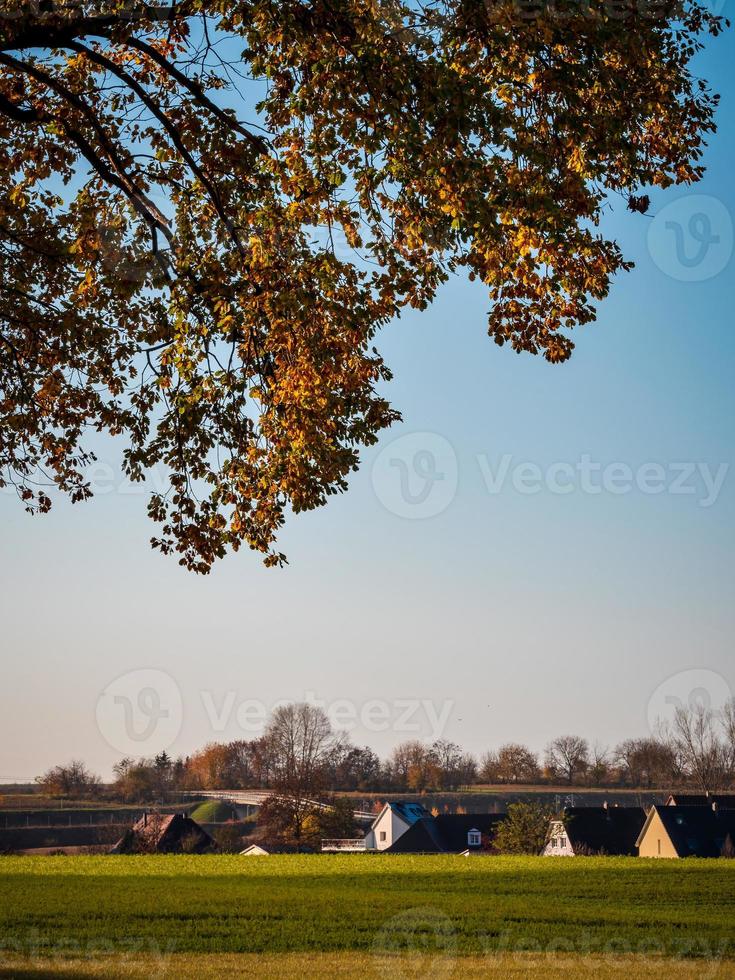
left=1, top=22, right=734, bottom=780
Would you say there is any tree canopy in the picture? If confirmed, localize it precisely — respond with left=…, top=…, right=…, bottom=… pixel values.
left=0, top=1, right=725, bottom=570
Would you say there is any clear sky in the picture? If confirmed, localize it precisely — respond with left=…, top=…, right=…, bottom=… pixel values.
left=1, top=23, right=734, bottom=781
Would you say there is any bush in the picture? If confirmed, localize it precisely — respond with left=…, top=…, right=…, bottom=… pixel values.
left=493, top=803, right=554, bottom=855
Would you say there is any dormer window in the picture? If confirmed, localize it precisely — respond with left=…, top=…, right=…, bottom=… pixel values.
left=467, top=829, right=481, bottom=847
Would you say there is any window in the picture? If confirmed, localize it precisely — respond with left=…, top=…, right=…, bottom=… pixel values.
left=551, top=838, right=557, bottom=848
left=559, top=836, right=566, bottom=847
left=379, top=831, right=386, bottom=842
left=467, top=829, right=481, bottom=847
left=657, top=839, right=661, bottom=855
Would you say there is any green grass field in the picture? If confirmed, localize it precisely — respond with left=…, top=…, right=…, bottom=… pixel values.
left=187, top=800, right=237, bottom=824
left=1, top=855, right=734, bottom=977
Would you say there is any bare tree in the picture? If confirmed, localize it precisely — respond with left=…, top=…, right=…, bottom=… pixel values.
left=479, top=751, right=501, bottom=784
left=261, top=703, right=339, bottom=844
left=329, top=745, right=383, bottom=791
left=430, top=740, right=477, bottom=790
left=670, top=704, right=730, bottom=794
left=721, top=698, right=735, bottom=777
left=615, top=738, right=678, bottom=789
left=545, top=736, right=589, bottom=785
left=588, top=742, right=611, bottom=786
left=36, top=760, right=101, bottom=799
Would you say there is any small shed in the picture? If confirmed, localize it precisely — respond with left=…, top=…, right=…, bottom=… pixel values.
left=240, top=842, right=314, bottom=855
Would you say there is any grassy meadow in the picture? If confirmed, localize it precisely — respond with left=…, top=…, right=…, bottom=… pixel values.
left=1, top=854, right=734, bottom=977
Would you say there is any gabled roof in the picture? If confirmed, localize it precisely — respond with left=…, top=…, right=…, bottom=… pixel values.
left=385, top=819, right=443, bottom=853
left=665, top=793, right=735, bottom=807
left=639, top=805, right=735, bottom=858
left=385, top=813, right=505, bottom=854
left=111, top=812, right=213, bottom=854
left=370, top=801, right=429, bottom=830
left=561, top=807, right=646, bottom=856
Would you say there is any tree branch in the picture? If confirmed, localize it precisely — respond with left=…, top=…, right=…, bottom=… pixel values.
left=68, top=40, right=246, bottom=256
left=0, top=7, right=190, bottom=52
left=0, top=90, right=44, bottom=123
left=123, top=35, right=271, bottom=155
left=0, top=51, right=171, bottom=241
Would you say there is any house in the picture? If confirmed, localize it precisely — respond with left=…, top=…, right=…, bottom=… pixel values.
left=665, top=793, right=735, bottom=807
left=544, top=805, right=646, bottom=857
left=111, top=812, right=213, bottom=854
left=385, top=814, right=505, bottom=854
left=241, top=843, right=270, bottom=856
left=345, top=802, right=505, bottom=855
left=362, top=801, right=430, bottom=851
left=636, top=804, right=735, bottom=858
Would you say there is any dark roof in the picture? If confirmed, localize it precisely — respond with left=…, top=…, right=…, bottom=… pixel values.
left=386, top=813, right=505, bottom=854
left=112, top=812, right=214, bottom=854
left=561, top=807, right=646, bottom=856
left=385, top=819, right=442, bottom=853
left=650, top=805, right=735, bottom=857
left=666, top=793, right=735, bottom=807
left=380, top=802, right=430, bottom=826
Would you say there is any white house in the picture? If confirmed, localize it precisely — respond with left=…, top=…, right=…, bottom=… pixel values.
left=543, top=819, right=574, bottom=856
left=362, top=801, right=429, bottom=851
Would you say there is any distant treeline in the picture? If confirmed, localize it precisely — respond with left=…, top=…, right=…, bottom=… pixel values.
left=36, top=698, right=735, bottom=802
